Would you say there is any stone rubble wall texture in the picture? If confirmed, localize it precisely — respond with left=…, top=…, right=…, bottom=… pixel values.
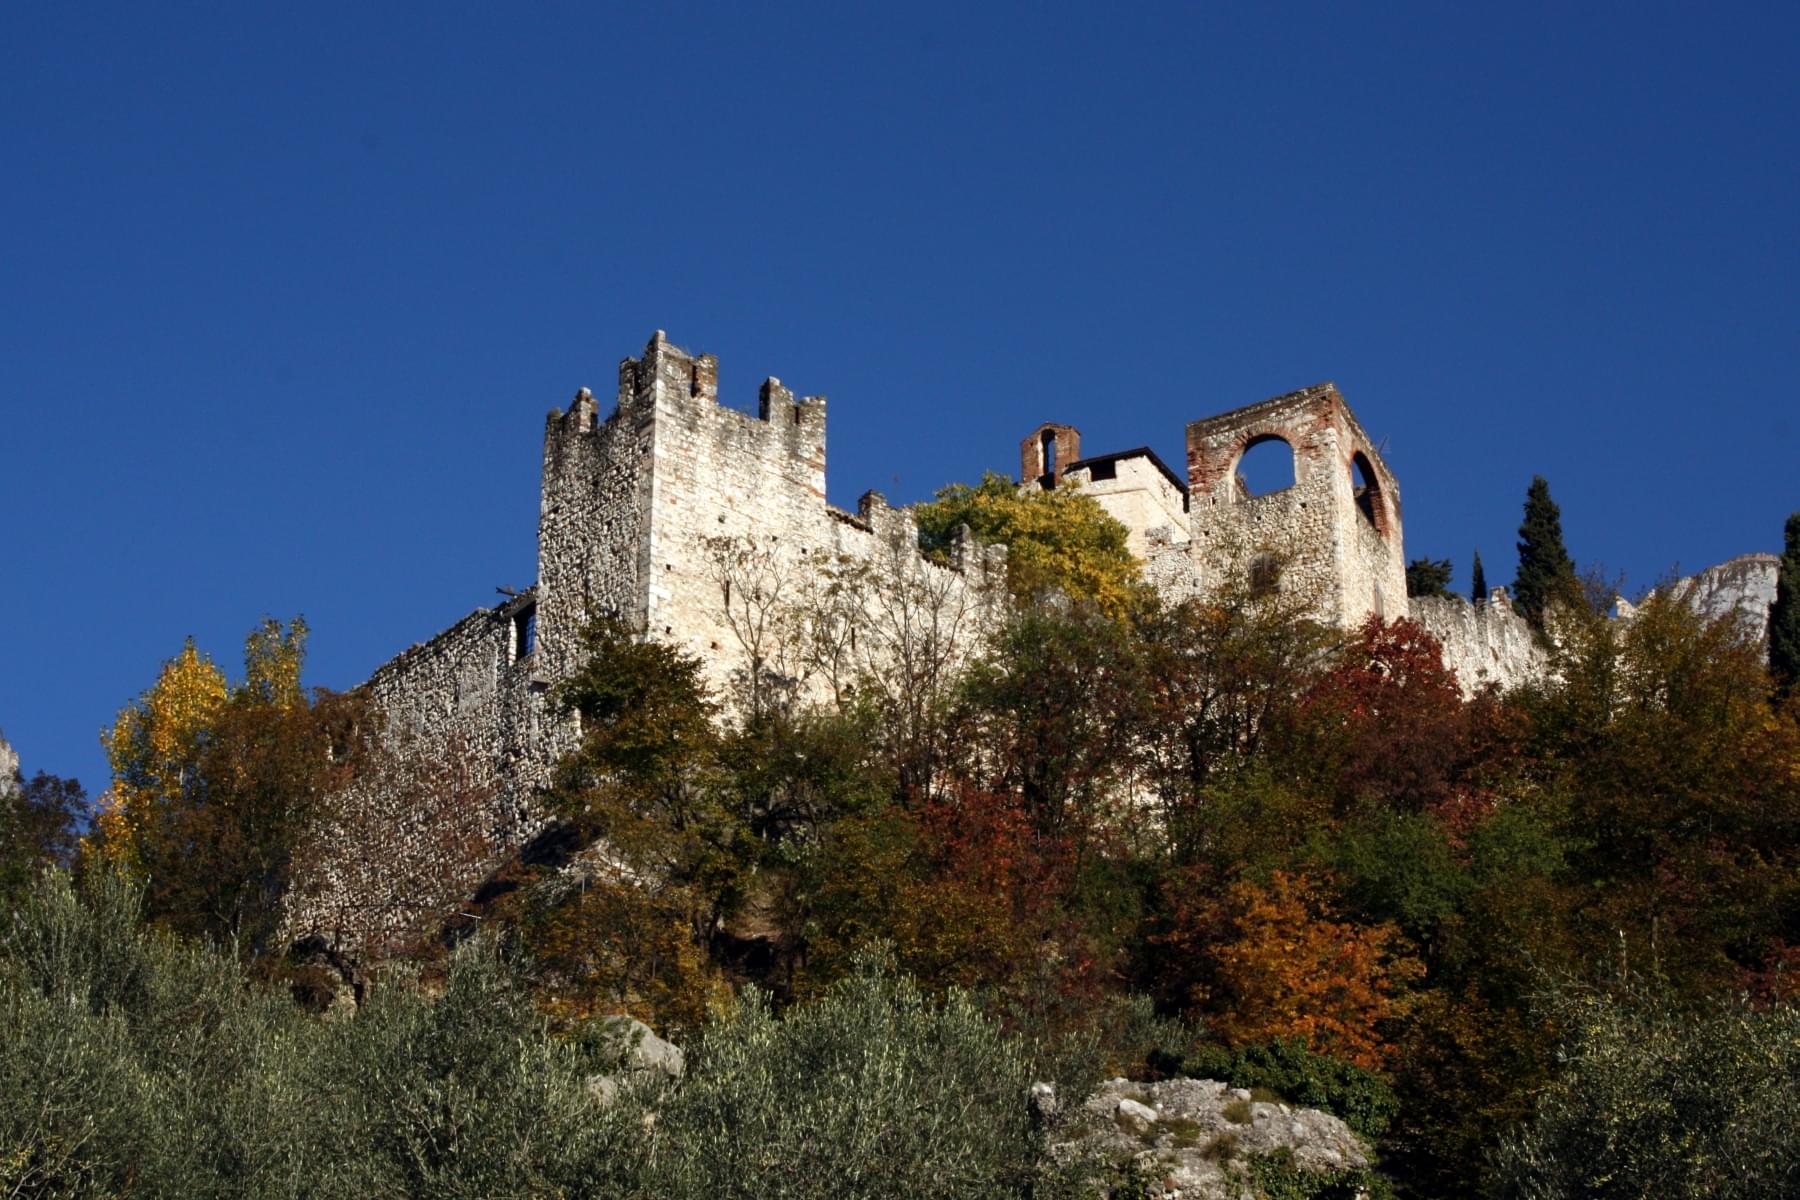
left=293, top=333, right=1008, bottom=949
left=1183, top=384, right=1408, bottom=630
left=1411, top=589, right=1548, bottom=695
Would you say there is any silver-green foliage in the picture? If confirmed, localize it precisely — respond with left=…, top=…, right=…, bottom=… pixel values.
left=2, top=878, right=1086, bottom=1199
left=1491, top=974, right=1800, bottom=1199
left=0, top=872, right=647, bottom=1199
left=653, top=949, right=1072, bottom=1200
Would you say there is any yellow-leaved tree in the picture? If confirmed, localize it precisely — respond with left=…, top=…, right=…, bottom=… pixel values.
left=87, top=619, right=365, bottom=956
left=90, top=638, right=228, bottom=871
left=914, top=471, right=1147, bottom=620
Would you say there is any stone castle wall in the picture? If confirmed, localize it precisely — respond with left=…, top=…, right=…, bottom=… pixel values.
left=1411, top=590, right=1548, bottom=695
left=296, top=330, right=1785, bottom=952
left=293, top=333, right=1006, bottom=950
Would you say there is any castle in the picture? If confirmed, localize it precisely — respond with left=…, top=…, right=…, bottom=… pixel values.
left=296, top=331, right=1547, bottom=947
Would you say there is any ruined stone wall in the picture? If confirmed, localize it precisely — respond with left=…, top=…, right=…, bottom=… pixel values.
left=291, top=332, right=1006, bottom=949
left=1183, top=384, right=1407, bottom=628
left=627, top=334, right=1007, bottom=709
left=1412, top=590, right=1547, bottom=695
left=288, top=591, right=569, bottom=950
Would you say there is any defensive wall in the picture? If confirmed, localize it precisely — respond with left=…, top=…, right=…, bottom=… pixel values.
left=310, top=331, right=1738, bottom=946
left=294, top=333, right=1008, bottom=949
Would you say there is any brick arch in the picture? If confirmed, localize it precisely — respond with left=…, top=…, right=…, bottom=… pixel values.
left=1229, top=431, right=1298, bottom=498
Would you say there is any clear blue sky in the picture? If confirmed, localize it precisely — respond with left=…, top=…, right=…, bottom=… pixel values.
left=4, top=2, right=1797, bottom=791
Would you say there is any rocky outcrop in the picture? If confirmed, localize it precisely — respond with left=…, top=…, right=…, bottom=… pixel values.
left=1659, top=553, right=1779, bottom=649
left=0, top=726, right=18, bottom=796
left=1412, top=589, right=1546, bottom=695
left=1044, top=1076, right=1370, bottom=1199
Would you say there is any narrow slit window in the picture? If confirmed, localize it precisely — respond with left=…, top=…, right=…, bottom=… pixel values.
left=512, top=604, right=536, bottom=661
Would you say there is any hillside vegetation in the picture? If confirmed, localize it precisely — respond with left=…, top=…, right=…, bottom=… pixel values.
left=7, top=490, right=1800, bottom=1198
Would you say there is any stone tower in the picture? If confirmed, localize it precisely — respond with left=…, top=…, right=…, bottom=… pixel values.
left=1183, top=382, right=1406, bottom=627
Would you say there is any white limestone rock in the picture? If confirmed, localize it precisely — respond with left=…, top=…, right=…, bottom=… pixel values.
left=0, top=726, right=18, bottom=797
left=1046, top=1076, right=1370, bottom=1199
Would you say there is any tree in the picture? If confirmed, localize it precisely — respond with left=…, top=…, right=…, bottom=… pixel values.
left=1469, top=550, right=1487, bottom=606
left=914, top=471, right=1146, bottom=619
left=1134, top=579, right=1339, bottom=833
left=87, top=619, right=367, bottom=956
left=1202, top=871, right=1421, bottom=1071
left=1514, top=476, right=1577, bottom=633
left=653, top=950, right=1061, bottom=1200
left=957, top=602, right=1148, bottom=840
left=1405, top=558, right=1453, bottom=599
left=0, top=772, right=89, bottom=901
left=1771, top=511, right=1800, bottom=697
left=1492, top=975, right=1800, bottom=1200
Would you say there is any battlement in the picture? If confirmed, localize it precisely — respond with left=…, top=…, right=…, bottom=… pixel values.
left=603, top=331, right=828, bottom=452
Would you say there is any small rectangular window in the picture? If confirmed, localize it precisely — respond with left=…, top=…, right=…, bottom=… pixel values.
left=1088, top=459, right=1116, bottom=481
left=512, top=604, right=536, bottom=661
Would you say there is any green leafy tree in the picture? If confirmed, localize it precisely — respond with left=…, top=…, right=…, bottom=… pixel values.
left=1771, top=511, right=1800, bottom=697
left=1405, top=558, right=1453, bottom=599
left=914, top=471, right=1146, bottom=619
left=1470, top=550, right=1487, bottom=605
left=958, top=602, right=1148, bottom=840
left=1514, top=476, right=1578, bottom=633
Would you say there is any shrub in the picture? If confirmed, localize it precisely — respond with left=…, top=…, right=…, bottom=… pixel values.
left=1490, top=975, right=1800, bottom=1199
left=653, top=947, right=1073, bottom=1199
left=0, top=871, right=648, bottom=1199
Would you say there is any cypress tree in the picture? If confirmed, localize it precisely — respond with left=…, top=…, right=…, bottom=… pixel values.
left=1772, top=512, right=1800, bottom=697
left=1470, top=550, right=1487, bottom=606
left=1514, top=476, right=1576, bottom=633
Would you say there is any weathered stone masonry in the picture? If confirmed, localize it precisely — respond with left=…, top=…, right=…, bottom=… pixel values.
left=1028, top=382, right=1409, bottom=632
left=296, top=333, right=1009, bottom=946
left=305, top=334, right=1631, bottom=945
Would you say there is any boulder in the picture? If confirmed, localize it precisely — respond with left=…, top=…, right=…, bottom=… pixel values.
left=1044, top=1076, right=1371, bottom=1199
left=584, top=1015, right=684, bottom=1107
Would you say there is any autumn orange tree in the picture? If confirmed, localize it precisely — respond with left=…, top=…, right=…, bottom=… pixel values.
left=1201, top=870, right=1421, bottom=1071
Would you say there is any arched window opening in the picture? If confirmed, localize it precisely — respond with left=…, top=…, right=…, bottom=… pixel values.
left=1248, top=552, right=1282, bottom=596
left=1040, top=429, right=1058, bottom=477
left=1351, top=453, right=1384, bottom=534
left=1235, top=435, right=1295, bottom=497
